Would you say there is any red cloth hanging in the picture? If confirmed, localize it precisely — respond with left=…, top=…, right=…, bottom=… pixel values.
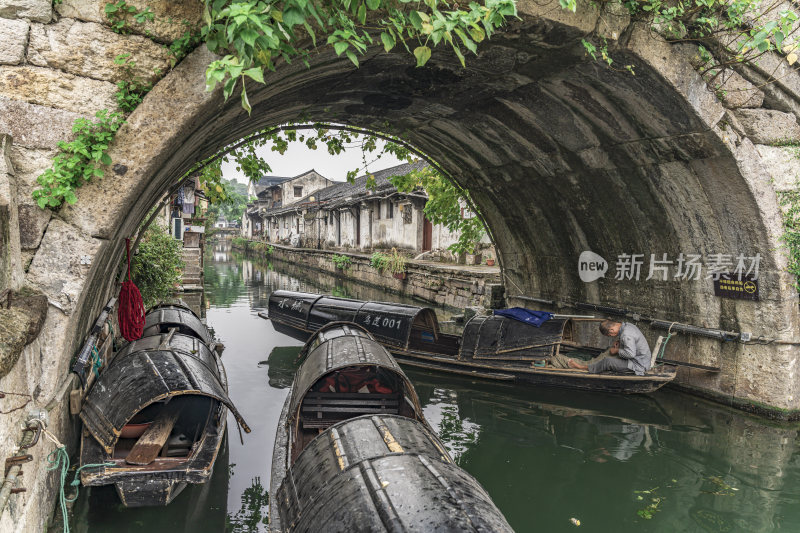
left=118, top=238, right=145, bottom=341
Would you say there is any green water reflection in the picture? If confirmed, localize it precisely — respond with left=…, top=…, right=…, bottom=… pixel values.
left=75, top=240, right=800, bottom=533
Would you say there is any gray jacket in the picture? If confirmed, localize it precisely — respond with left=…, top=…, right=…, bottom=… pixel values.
left=617, top=323, right=651, bottom=375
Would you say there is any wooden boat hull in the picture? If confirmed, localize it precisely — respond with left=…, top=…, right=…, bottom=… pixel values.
left=268, top=316, right=676, bottom=394
left=393, top=353, right=676, bottom=394
left=79, top=349, right=230, bottom=507
left=114, top=479, right=188, bottom=508
left=78, top=306, right=249, bottom=507
left=268, top=392, right=292, bottom=532
left=269, top=323, right=513, bottom=532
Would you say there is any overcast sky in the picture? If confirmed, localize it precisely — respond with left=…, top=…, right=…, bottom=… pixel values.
left=220, top=138, right=408, bottom=184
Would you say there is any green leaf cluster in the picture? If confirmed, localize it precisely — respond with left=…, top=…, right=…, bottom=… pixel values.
left=331, top=253, right=353, bottom=268
left=105, top=1, right=155, bottom=34
left=370, top=250, right=389, bottom=271
left=580, top=0, right=800, bottom=77
left=778, top=185, right=800, bottom=290
left=206, top=177, right=250, bottom=221
left=168, top=26, right=205, bottom=66
left=113, top=53, right=154, bottom=113
left=201, top=0, right=517, bottom=112
left=32, top=110, right=125, bottom=209
left=129, top=223, right=185, bottom=308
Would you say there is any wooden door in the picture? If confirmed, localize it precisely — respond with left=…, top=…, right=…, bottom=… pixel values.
left=422, top=216, right=433, bottom=251
left=355, top=209, right=361, bottom=246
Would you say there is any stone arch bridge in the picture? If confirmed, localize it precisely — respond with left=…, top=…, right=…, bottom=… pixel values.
left=1, top=0, right=800, bottom=530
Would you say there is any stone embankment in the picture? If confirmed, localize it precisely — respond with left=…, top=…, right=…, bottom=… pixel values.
left=233, top=240, right=505, bottom=310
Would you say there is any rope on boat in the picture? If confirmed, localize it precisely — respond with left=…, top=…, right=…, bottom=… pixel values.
left=40, top=421, right=113, bottom=533
left=653, top=323, right=676, bottom=367
left=90, top=346, right=102, bottom=377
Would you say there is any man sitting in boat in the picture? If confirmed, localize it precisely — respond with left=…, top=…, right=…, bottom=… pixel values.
left=547, top=320, right=652, bottom=375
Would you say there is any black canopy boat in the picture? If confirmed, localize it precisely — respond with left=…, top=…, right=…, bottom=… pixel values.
left=141, top=302, right=212, bottom=344
left=269, top=322, right=513, bottom=532
left=267, top=290, right=677, bottom=394
left=78, top=305, right=250, bottom=507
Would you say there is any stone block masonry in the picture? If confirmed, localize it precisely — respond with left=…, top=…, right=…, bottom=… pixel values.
left=0, top=18, right=29, bottom=65
left=0, top=3, right=204, bottom=531
left=235, top=241, right=505, bottom=311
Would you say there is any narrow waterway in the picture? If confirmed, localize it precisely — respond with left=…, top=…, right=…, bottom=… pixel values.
left=75, top=240, right=800, bottom=532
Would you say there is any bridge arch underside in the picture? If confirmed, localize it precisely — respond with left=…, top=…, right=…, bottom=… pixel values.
left=51, top=17, right=798, bottom=413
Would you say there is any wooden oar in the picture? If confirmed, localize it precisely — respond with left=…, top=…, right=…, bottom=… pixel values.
left=125, top=402, right=182, bottom=466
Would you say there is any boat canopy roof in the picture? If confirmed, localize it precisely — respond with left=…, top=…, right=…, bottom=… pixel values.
left=80, top=332, right=249, bottom=454
left=460, top=314, right=570, bottom=360
left=142, top=305, right=211, bottom=344
left=145, top=300, right=197, bottom=315
left=287, top=323, right=422, bottom=422
left=277, top=414, right=514, bottom=532
left=268, top=290, right=439, bottom=349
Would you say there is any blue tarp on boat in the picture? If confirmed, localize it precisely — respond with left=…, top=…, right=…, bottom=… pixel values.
left=493, top=308, right=553, bottom=327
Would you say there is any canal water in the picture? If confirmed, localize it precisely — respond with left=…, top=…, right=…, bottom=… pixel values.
left=74, top=240, right=800, bottom=532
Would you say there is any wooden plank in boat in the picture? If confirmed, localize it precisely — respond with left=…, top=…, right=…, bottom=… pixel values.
left=301, top=406, right=399, bottom=413
left=302, top=398, right=400, bottom=406
left=125, top=402, right=182, bottom=466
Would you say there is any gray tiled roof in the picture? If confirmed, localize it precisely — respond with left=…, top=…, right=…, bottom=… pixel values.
left=253, top=169, right=325, bottom=195
left=253, top=175, right=291, bottom=195
left=262, top=160, right=429, bottom=216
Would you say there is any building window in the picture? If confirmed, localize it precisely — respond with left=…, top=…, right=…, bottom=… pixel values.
left=294, top=186, right=303, bottom=197
left=375, top=202, right=381, bottom=220
left=402, top=204, right=412, bottom=224
left=330, top=212, right=334, bottom=224
left=387, top=201, right=393, bottom=219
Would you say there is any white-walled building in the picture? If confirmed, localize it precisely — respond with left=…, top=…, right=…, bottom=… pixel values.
left=242, top=170, right=332, bottom=238
left=247, top=162, right=483, bottom=257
